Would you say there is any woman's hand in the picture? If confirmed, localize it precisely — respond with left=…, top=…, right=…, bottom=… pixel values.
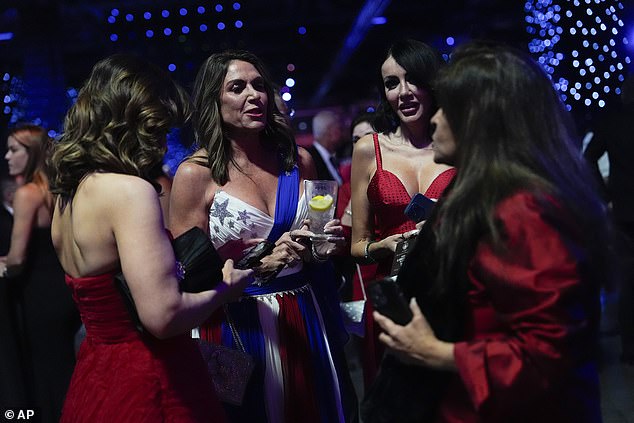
left=311, top=219, right=346, bottom=258
left=255, top=230, right=309, bottom=278
left=217, top=238, right=263, bottom=261
left=374, top=298, right=456, bottom=371
left=216, top=259, right=254, bottom=302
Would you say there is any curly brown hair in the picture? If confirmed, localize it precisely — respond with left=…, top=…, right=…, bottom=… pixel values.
left=49, top=54, right=190, bottom=205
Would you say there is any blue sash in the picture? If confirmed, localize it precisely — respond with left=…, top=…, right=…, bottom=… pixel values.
left=267, top=166, right=299, bottom=242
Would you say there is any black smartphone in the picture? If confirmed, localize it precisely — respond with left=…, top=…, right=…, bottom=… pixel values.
left=403, top=193, right=436, bottom=223
left=235, top=240, right=276, bottom=270
left=367, top=277, right=413, bottom=325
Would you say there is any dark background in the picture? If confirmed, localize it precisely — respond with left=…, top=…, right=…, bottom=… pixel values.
left=0, top=0, right=632, bottom=175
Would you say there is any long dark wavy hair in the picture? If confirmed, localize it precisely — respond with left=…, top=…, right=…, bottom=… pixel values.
left=8, top=124, right=51, bottom=185
left=191, top=49, right=296, bottom=185
left=49, top=54, right=190, bottom=207
left=373, top=38, right=444, bottom=134
left=431, top=41, right=612, bottom=297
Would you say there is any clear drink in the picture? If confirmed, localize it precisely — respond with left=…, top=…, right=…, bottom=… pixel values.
left=304, top=180, right=338, bottom=239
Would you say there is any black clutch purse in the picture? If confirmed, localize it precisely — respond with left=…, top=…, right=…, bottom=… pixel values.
left=172, top=226, right=224, bottom=293
left=114, top=226, right=224, bottom=333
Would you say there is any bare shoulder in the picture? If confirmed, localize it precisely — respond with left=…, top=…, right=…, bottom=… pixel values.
left=297, top=146, right=317, bottom=178
left=351, top=133, right=379, bottom=172
left=13, top=182, right=45, bottom=205
left=353, top=132, right=377, bottom=161
left=173, top=160, right=210, bottom=186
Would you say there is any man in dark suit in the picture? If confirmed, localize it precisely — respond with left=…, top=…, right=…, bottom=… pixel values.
left=307, top=110, right=345, bottom=185
left=584, top=75, right=634, bottom=365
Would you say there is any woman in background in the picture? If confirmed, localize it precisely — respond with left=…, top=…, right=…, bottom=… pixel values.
left=1, top=124, right=80, bottom=421
left=349, top=39, right=455, bottom=386
left=372, top=42, right=608, bottom=423
left=49, top=54, right=251, bottom=422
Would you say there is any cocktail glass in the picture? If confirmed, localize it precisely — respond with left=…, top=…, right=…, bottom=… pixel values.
left=304, top=180, right=338, bottom=240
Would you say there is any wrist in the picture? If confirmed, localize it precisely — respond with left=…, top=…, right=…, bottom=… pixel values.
left=364, top=240, right=377, bottom=263
left=311, top=243, right=328, bottom=263
left=427, top=340, right=456, bottom=371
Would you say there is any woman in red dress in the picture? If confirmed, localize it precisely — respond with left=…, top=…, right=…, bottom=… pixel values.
left=371, top=42, right=609, bottom=423
left=48, top=54, right=252, bottom=423
left=349, top=39, right=455, bottom=386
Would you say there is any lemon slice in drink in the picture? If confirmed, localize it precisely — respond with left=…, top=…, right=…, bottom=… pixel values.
left=308, top=194, right=334, bottom=212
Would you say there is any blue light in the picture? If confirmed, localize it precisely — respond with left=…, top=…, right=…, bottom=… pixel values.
left=146, top=30, right=154, bottom=38
left=3, top=106, right=11, bottom=114
left=598, top=100, right=605, bottom=107
left=162, top=10, right=169, bottom=18
left=108, top=16, right=116, bottom=24
left=233, top=2, right=241, bottom=10
left=298, top=26, right=307, bottom=35
left=371, top=16, right=387, bottom=25
left=3, top=95, right=10, bottom=103
left=446, top=36, right=455, bottom=46
left=282, top=92, right=292, bottom=101
left=217, top=22, right=225, bottom=30
left=126, top=14, right=134, bottom=22
left=285, top=78, right=295, bottom=87
left=3, top=73, right=10, bottom=81
left=180, top=8, right=188, bottom=16
left=168, top=64, right=176, bottom=72
left=0, top=32, right=12, bottom=41
left=200, top=24, right=208, bottom=32
left=164, top=28, right=172, bottom=36
left=111, top=9, right=119, bottom=17
left=110, top=34, right=118, bottom=42
left=144, top=12, right=152, bottom=20
left=235, top=20, right=243, bottom=28
left=215, top=4, right=223, bottom=12
left=182, top=26, right=190, bottom=34
left=198, top=6, right=206, bottom=14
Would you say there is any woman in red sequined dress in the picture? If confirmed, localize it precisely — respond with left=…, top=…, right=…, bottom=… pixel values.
left=349, top=39, right=455, bottom=387
left=48, top=54, right=252, bottom=423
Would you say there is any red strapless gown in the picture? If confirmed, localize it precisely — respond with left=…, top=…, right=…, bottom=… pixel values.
left=62, top=273, right=226, bottom=423
left=360, top=133, right=456, bottom=386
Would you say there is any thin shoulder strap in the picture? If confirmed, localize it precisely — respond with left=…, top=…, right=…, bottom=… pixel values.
left=373, top=133, right=383, bottom=170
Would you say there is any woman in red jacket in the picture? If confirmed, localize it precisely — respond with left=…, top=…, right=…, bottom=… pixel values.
left=370, top=42, right=610, bottom=423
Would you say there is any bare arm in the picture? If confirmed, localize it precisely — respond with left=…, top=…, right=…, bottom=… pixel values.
left=3, top=184, right=42, bottom=276
left=114, top=177, right=250, bottom=339
left=350, top=134, right=402, bottom=263
left=168, top=159, right=214, bottom=238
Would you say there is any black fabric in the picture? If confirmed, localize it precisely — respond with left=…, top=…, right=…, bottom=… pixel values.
left=172, top=226, right=223, bottom=293
left=115, top=226, right=223, bottom=333
left=307, top=144, right=337, bottom=181
left=361, top=181, right=466, bottom=423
